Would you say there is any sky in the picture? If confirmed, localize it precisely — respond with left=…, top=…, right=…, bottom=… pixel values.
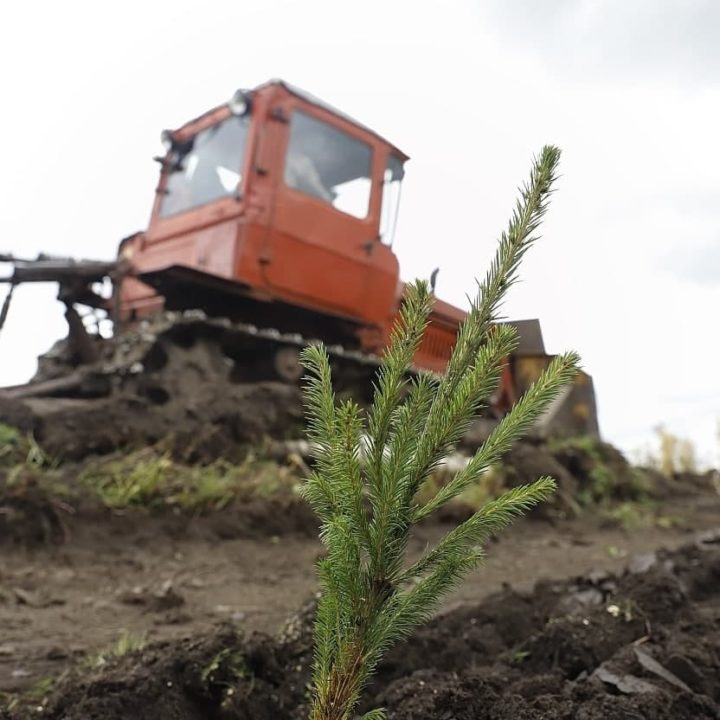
left=1, top=0, right=718, bottom=467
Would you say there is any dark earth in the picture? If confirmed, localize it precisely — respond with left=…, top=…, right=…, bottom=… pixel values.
left=1, top=361, right=719, bottom=719
left=5, top=531, right=719, bottom=719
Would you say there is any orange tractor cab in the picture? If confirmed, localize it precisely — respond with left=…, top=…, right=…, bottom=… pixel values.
left=120, top=81, right=459, bottom=371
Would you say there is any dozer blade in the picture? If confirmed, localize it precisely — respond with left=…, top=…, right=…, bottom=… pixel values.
left=504, top=319, right=599, bottom=439
left=514, top=354, right=599, bottom=439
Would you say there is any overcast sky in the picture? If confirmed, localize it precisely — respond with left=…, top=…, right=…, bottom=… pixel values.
left=1, top=0, right=718, bottom=466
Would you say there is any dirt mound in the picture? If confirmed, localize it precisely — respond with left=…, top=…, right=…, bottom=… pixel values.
left=371, top=532, right=720, bottom=719
left=1, top=428, right=712, bottom=553
left=0, top=486, right=70, bottom=546
left=1, top=316, right=308, bottom=462
left=29, top=628, right=291, bottom=720
left=0, top=380, right=304, bottom=463
left=12, top=532, right=718, bottom=720
left=0, top=489, right=318, bottom=548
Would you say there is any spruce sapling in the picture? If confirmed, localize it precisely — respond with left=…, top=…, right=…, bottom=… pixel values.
left=300, top=145, right=579, bottom=720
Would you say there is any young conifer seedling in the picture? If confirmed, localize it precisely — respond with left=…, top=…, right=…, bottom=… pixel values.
left=300, top=145, right=579, bottom=720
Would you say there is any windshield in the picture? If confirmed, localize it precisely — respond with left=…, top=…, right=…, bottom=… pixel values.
left=159, top=115, right=249, bottom=218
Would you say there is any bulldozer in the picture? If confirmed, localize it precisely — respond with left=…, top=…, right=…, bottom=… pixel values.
left=0, top=79, right=598, bottom=443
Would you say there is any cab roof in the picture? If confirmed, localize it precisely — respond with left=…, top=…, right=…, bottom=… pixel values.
left=254, top=79, right=409, bottom=161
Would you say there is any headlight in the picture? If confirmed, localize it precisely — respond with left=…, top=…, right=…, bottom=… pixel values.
left=160, top=129, right=174, bottom=150
left=228, top=89, right=251, bottom=116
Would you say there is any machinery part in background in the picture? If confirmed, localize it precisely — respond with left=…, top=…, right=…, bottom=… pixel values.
left=0, top=80, right=600, bottom=441
left=513, top=354, right=599, bottom=439
left=0, top=253, right=120, bottom=378
left=0, top=282, right=15, bottom=333
left=272, top=346, right=304, bottom=383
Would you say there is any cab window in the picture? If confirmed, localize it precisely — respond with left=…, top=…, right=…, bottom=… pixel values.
left=160, top=115, right=249, bottom=218
left=284, top=111, right=372, bottom=219
left=380, top=155, right=405, bottom=245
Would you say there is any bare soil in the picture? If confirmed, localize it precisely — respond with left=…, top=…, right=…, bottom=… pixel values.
left=1, top=483, right=719, bottom=716
left=3, top=522, right=719, bottom=719
left=1, top=368, right=719, bottom=718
